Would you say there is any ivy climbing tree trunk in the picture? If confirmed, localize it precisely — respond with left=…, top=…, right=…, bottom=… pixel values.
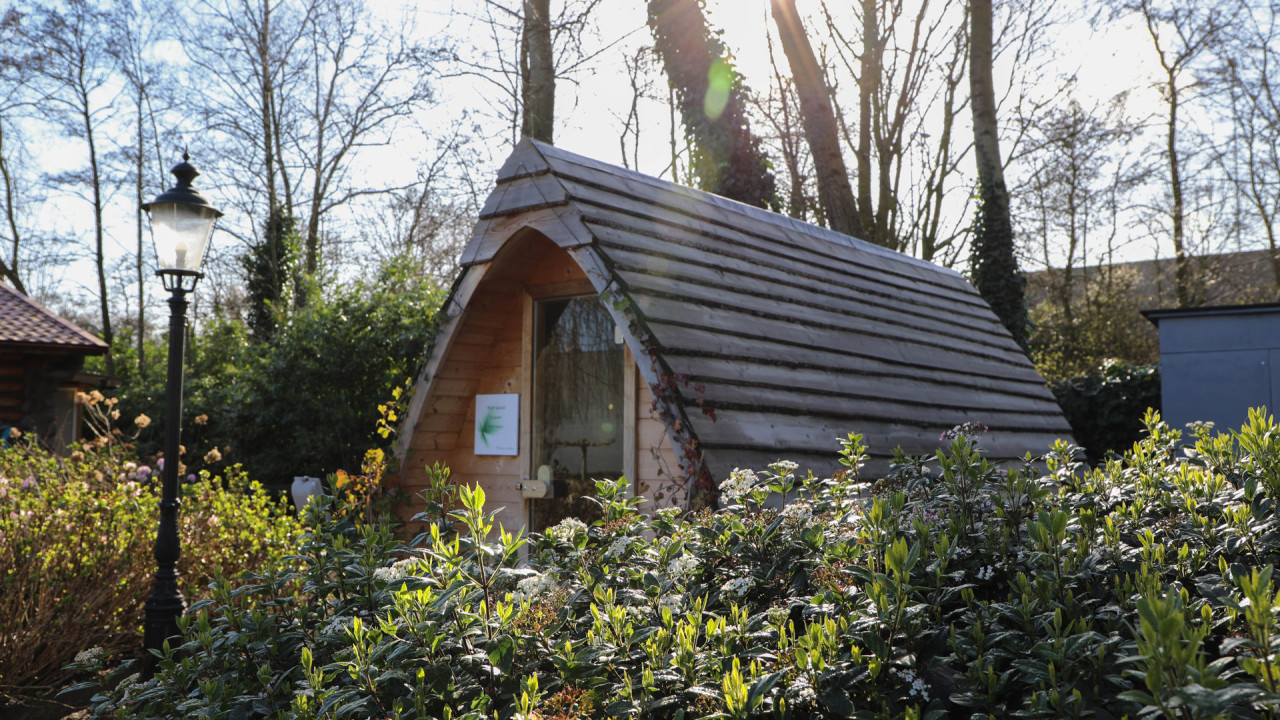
left=770, top=0, right=861, bottom=238
left=648, top=0, right=775, bottom=208
left=968, top=0, right=1027, bottom=348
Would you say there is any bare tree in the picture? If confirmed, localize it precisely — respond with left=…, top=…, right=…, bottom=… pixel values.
left=353, top=117, right=486, bottom=284
left=445, top=0, right=609, bottom=147
left=1222, top=2, right=1280, bottom=298
left=0, top=119, right=27, bottom=294
left=902, top=16, right=970, bottom=264
left=188, top=0, right=436, bottom=301
left=753, top=33, right=816, bottom=221
left=1121, top=0, right=1232, bottom=307
left=1016, top=94, right=1148, bottom=370
left=186, top=0, right=315, bottom=245
left=823, top=0, right=971, bottom=256
left=291, top=0, right=436, bottom=281
left=0, top=8, right=40, bottom=294
left=110, top=0, right=176, bottom=374
left=23, top=0, right=121, bottom=373
left=770, top=0, right=861, bottom=237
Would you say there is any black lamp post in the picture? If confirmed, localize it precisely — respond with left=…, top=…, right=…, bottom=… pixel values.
left=140, top=152, right=221, bottom=662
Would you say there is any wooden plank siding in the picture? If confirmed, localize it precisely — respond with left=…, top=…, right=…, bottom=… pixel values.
left=633, top=380, right=683, bottom=512
left=399, top=230, right=678, bottom=535
left=400, top=138, right=1073, bottom=520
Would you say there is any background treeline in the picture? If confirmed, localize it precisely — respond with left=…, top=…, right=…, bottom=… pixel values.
left=0, top=0, right=1277, bottom=475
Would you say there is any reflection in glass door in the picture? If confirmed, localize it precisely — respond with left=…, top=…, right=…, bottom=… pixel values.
left=530, top=296, right=624, bottom=533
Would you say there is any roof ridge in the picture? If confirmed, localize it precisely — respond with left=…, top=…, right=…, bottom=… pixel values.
left=524, top=138, right=962, bottom=280
left=0, top=282, right=109, bottom=351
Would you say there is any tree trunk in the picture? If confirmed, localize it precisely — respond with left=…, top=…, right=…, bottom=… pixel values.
left=0, top=119, right=27, bottom=294
left=857, top=0, right=876, bottom=242
left=259, top=0, right=279, bottom=216
left=521, top=0, right=554, bottom=143
left=770, top=0, right=862, bottom=238
left=135, top=85, right=146, bottom=374
left=968, top=0, right=1027, bottom=348
left=649, top=0, right=775, bottom=207
left=84, top=88, right=114, bottom=375
left=1165, top=71, right=1194, bottom=307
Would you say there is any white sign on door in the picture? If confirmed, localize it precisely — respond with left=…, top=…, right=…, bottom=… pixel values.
left=474, top=393, right=519, bottom=455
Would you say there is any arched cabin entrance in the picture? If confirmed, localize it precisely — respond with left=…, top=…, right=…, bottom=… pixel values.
left=396, top=229, right=681, bottom=537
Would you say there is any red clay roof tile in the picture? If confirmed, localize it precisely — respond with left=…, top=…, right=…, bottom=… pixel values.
left=0, top=283, right=109, bottom=353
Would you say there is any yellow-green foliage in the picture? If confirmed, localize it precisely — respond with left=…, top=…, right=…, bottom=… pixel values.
left=0, top=438, right=299, bottom=688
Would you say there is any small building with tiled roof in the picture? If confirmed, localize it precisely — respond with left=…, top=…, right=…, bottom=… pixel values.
left=0, top=282, right=108, bottom=448
left=395, top=139, right=1072, bottom=534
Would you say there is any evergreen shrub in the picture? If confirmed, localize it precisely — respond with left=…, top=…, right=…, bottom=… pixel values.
left=70, top=410, right=1280, bottom=719
left=1049, top=360, right=1161, bottom=464
left=107, top=259, right=444, bottom=487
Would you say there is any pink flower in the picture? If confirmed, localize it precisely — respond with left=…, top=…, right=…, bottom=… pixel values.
left=20, top=476, right=35, bottom=489
left=157, top=458, right=165, bottom=471
left=186, top=474, right=196, bottom=482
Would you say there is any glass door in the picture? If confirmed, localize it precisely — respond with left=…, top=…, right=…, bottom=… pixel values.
left=529, top=295, right=624, bottom=533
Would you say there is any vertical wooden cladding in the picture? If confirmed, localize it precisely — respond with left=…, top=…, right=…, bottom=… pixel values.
left=634, top=378, right=683, bottom=514
left=402, top=229, right=599, bottom=536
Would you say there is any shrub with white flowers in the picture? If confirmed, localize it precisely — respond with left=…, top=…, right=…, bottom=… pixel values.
left=66, top=413, right=1280, bottom=720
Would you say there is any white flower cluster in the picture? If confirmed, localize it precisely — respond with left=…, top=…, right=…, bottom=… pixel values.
left=74, top=647, right=105, bottom=663
left=515, top=572, right=559, bottom=600
left=546, top=517, right=587, bottom=542
left=829, top=516, right=860, bottom=543
left=118, top=673, right=143, bottom=700
left=667, top=553, right=700, bottom=577
left=892, top=667, right=929, bottom=699
left=323, top=615, right=353, bottom=636
left=772, top=460, right=799, bottom=474
left=721, top=576, right=754, bottom=596
left=781, top=501, right=812, bottom=520
left=975, top=565, right=996, bottom=581
left=372, top=566, right=403, bottom=583
left=372, top=557, right=418, bottom=583
left=659, top=592, right=682, bottom=613
left=719, top=468, right=759, bottom=505
left=603, top=537, right=632, bottom=561
left=655, top=506, right=682, bottom=522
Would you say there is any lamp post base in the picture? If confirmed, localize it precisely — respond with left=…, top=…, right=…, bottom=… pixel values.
left=142, top=589, right=185, bottom=665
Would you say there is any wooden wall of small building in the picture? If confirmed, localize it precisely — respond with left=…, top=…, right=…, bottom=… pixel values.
left=0, top=351, right=84, bottom=445
left=0, top=353, right=30, bottom=427
left=400, top=230, right=682, bottom=536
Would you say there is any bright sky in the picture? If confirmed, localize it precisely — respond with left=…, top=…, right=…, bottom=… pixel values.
left=36, top=0, right=1176, bottom=319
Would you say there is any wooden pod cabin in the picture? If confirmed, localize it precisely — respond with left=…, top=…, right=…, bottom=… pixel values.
left=394, top=139, right=1072, bottom=534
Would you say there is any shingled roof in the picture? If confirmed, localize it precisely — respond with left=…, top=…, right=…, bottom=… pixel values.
left=420, top=139, right=1071, bottom=483
left=0, top=283, right=108, bottom=354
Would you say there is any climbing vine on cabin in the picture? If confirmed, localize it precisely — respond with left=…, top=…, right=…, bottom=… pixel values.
left=601, top=288, right=717, bottom=511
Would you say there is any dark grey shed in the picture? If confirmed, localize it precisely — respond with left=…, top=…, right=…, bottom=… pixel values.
left=397, top=139, right=1072, bottom=518
left=1144, top=302, right=1280, bottom=432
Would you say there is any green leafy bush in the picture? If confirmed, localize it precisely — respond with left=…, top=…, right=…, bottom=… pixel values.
left=1049, top=360, right=1161, bottom=464
left=72, top=410, right=1280, bottom=719
left=109, top=260, right=443, bottom=486
left=0, top=400, right=301, bottom=689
